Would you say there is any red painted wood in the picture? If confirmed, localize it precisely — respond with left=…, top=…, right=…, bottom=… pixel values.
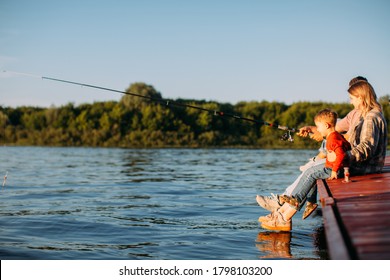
left=318, top=156, right=390, bottom=259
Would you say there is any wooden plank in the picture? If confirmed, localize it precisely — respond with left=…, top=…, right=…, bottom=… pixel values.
left=317, top=179, right=332, bottom=207
left=317, top=176, right=350, bottom=259
left=318, top=155, right=390, bottom=260
left=321, top=204, right=351, bottom=259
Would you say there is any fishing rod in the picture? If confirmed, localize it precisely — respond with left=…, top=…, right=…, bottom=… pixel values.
left=3, top=70, right=296, bottom=141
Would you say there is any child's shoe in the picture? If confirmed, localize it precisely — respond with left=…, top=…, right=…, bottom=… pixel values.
left=279, top=195, right=299, bottom=207
left=302, top=202, right=318, bottom=220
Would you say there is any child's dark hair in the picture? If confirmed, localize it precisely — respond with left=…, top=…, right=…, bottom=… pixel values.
left=314, top=109, right=338, bottom=127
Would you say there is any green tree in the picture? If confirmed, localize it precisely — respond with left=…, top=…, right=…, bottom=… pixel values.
left=121, top=83, right=162, bottom=109
left=1, top=82, right=388, bottom=148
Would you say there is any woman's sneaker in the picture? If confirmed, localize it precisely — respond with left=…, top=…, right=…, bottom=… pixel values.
left=256, top=194, right=282, bottom=212
left=258, top=212, right=276, bottom=223
left=260, top=211, right=292, bottom=232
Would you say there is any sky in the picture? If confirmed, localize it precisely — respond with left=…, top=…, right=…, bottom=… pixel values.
left=0, top=0, right=389, bottom=107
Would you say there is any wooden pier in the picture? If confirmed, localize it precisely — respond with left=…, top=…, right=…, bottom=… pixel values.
left=317, top=156, right=390, bottom=259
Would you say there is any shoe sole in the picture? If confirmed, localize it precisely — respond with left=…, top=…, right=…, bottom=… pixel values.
left=258, top=216, right=270, bottom=223
left=261, top=222, right=291, bottom=232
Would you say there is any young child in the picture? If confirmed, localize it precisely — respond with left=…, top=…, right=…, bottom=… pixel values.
left=280, top=108, right=351, bottom=207
left=315, top=109, right=351, bottom=178
left=259, top=108, right=351, bottom=231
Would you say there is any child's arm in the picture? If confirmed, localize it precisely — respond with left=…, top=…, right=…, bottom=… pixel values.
left=327, top=146, right=348, bottom=180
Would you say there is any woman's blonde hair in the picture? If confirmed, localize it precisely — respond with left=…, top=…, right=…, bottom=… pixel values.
left=348, top=79, right=382, bottom=116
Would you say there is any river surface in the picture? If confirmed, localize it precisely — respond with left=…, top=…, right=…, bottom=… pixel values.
left=0, top=147, right=328, bottom=259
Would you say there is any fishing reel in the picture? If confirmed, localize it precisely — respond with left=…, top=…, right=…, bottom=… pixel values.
left=280, top=130, right=294, bottom=142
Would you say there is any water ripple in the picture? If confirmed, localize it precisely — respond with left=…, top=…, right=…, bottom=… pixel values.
left=0, top=147, right=327, bottom=259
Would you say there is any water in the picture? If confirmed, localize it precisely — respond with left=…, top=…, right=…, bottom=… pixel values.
left=0, top=147, right=328, bottom=260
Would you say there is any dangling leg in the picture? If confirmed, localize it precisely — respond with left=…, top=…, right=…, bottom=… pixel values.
left=257, top=158, right=326, bottom=212
left=259, top=164, right=331, bottom=231
left=302, top=185, right=318, bottom=220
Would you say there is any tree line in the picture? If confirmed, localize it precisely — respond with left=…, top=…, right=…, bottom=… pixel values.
left=1, top=82, right=389, bottom=149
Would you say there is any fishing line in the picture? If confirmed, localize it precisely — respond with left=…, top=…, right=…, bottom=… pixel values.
left=3, top=70, right=296, bottom=141
left=2, top=70, right=41, bottom=78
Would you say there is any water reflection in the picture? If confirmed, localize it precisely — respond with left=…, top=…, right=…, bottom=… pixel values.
left=313, top=226, right=329, bottom=259
left=255, top=226, right=329, bottom=260
left=255, top=231, right=292, bottom=259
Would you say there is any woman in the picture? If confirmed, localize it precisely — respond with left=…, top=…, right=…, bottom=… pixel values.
left=258, top=77, right=387, bottom=231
